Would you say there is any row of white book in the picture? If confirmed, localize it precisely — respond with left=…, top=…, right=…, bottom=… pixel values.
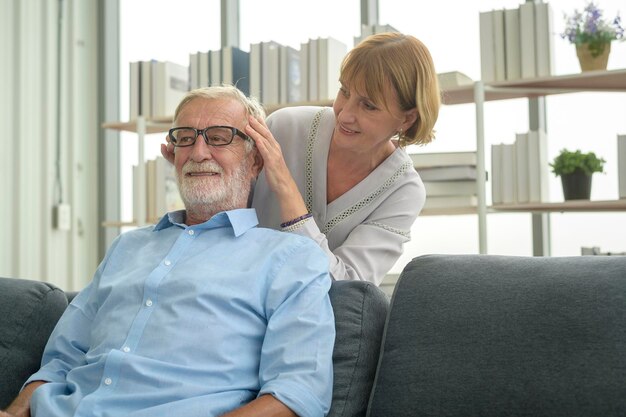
left=133, top=157, right=184, bottom=223
left=411, top=151, right=479, bottom=210
left=491, top=130, right=549, bottom=205
left=189, top=37, right=348, bottom=108
left=129, top=60, right=190, bottom=121
left=129, top=36, right=349, bottom=121
left=479, top=1, right=553, bottom=82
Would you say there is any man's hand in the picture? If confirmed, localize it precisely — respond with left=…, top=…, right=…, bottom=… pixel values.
left=3, top=380, right=47, bottom=417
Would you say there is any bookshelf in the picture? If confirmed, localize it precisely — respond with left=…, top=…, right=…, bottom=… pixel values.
left=102, top=69, right=626, bottom=234
left=440, top=68, right=626, bottom=253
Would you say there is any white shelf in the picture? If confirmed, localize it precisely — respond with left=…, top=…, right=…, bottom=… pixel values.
left=442, top=68, right=626, bottom=105
left=442, top=68, right=626, bottom=254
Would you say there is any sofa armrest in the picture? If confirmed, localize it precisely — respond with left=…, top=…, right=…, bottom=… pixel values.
left=0, top=277, right=69, bottom=408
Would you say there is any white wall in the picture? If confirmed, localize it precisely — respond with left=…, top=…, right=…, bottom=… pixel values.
left=0, top=0, right=100, bottom=290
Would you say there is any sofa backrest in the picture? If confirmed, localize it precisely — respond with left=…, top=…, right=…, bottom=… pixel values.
left=328, top=280, right=389, bottom=417
left=367, top=254, right=626, bottom=417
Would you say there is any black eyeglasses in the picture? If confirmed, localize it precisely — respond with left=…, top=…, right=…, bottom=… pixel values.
left=168, top=126, right=250, bottom=147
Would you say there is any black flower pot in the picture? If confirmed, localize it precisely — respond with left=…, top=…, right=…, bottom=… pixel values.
left=560, top=169, right=592, bottom=200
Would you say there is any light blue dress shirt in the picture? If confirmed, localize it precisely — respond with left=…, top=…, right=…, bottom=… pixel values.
left=26, top=209, right=335, bottom=417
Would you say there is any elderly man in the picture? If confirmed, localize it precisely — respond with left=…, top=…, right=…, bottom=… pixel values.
left=2, top=86, right=335, bottom=417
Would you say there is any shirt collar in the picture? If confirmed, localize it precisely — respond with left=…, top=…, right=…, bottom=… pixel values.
left=154, top=208, right=258, bottom=237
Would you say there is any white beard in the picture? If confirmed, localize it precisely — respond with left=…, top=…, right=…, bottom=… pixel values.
left=176, top=159, right=251, bottom=219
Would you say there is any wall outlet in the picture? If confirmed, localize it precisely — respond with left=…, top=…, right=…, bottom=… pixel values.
left=53, top=204, right=71, bottom=231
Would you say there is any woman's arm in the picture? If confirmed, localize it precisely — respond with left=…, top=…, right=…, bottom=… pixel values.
left=244, top=116, right=309, bottom=224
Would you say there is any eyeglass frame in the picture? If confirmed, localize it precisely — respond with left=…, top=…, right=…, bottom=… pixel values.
left=167, top=125, right=250, bottom=148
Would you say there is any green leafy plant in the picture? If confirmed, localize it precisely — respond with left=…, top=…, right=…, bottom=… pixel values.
left=560, top=1, right=624, bottom=57
left=550, top=148, right=605, bottom=176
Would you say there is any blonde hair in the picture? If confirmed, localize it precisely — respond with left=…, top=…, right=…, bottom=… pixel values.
left=340, top=32, right=441, bottom=147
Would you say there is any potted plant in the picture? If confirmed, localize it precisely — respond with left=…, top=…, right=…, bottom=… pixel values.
left=560, top=1, right=624, bottom=71
left=550, top=148, right=605, bottom=200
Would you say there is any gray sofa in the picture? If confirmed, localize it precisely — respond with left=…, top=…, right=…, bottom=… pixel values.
left=2, top=254, right=626, bottom=416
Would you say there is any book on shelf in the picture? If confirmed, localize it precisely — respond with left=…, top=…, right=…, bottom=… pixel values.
left=318, top=37, right=348, bottom=101
left=279, top=45, right=301, bottom=104
left=140, top=60, right=153, bottom=118
left=618, top=134, right=626, bottom=199
left=410, top=151, right=477, bottom=168
left=504, top=7, right=521, bottom=80
left=492, top=8, right=506, bottom=82
left=197, top=51, right=210, bottom=88
left=437, top=71, right=473, bottom=90
left=129, top=61, right=140, bottom=120
left=146, top=158, right=157, bottom=222
left=151, top=61, right=189, bottom=119
left=515, top=132, right=530, bottom=203
left=249, top=42, right=262, bottom=100
left=423, top=195, right=478, bottom=210
left=501, top=143, right=518, bottom=204
left=299, top=41, right=309, bottom=102
left=210, top=49, right=222, bottom=86
left=423, top=180, right=476, bottom=197
left=519, top=1, right=536, bottom=79
left=262, top=41, right=282, bottom=105
left=189, top=52, right=199, bottom=90
left=222, top=46, right=250, bottom=96
left=479, top=10, right=497, bottom=83
left=527, top=129, right=549, bottom=202
left=491, top=144, right=503, bottom=204
left=307, top=38, right=319, bottom=101
left=534, top=2, right=554, bottom=77
left=416, top=165, right=477, bottom=182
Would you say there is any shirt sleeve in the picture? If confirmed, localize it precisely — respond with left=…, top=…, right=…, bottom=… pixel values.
left=25, top=237, right=121, bottom=387
left=292, top=176, right=424, bottom=286
left=257, top=237, right=335, bottom=417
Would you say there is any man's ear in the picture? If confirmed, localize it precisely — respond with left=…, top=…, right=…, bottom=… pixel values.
left=250, top=148, right=264, bottom=177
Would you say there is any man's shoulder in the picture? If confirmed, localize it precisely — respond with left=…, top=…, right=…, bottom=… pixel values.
left=247, top=227, right=326, bottom=258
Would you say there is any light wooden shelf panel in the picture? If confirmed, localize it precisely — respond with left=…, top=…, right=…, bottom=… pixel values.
left=492, top=199, right=626, bottom=213
left=102, top=120, right=172, bottom=134
left=442, top=68, right=626, bottom=105
left=421, top=199, right=626, bottom=217
left=102, top=100, right=335, bottom=134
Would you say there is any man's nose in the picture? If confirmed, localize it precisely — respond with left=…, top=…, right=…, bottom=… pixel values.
left=189, top=133, right=214, bottom=161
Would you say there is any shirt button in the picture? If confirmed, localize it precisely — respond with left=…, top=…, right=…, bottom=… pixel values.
left=188, top=229, right=194, bottom=235
left=145, top=299, right=153, bottom=307
left=104, top=378, right=112, bottom=385
left=164, top=260, right=171, bottom=266
left=122, top=346, right=130, bottom=353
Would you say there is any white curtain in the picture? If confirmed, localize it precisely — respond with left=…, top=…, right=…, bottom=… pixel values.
left=0, top=0, right=100, bottom=291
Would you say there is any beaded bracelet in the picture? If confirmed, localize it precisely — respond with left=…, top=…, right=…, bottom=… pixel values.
left=282, top=219, right=310, bottom=233
left=280, top=213, right=313, bottom=228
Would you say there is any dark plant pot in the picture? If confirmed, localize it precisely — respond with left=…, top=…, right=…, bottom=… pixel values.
left=561, top=170, right=592, bottom=200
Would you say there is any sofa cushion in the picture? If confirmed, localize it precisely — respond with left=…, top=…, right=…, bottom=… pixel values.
left=0, top=277, right=69, bottom=409
left=367, top=254, right=626, bottom=417
left=328, top=280, right=389, bottom=417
